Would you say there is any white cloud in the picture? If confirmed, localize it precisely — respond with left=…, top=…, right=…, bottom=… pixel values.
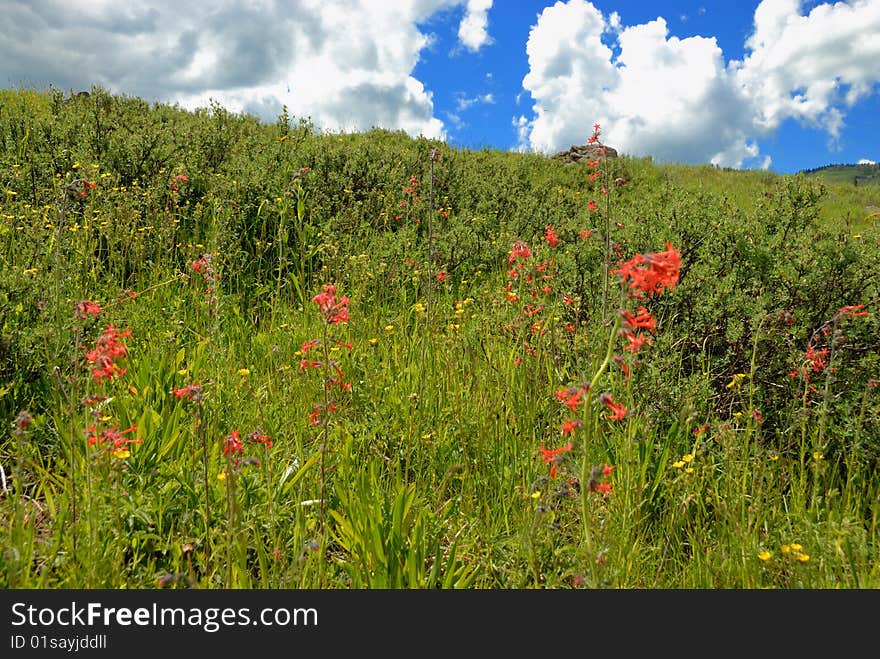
left=519, top=0, right=880, bottom=168
left=456, top=92, right=495, bottom=110
left=0, top=0, right=488, bottom=141
left=458, top=0, right=494, bottom=52
left=858, top=158, right=876, bottom=165
left=735, top=0, right=880, bottom=140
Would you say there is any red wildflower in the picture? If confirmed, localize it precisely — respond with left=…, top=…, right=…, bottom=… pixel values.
left=248, top=430, right=273, bottom=449
left=75, top=299, right=101, bottom=319
left=613, top=242, right=681, bottom=298
left=836, top=304, right=868, bottom=319
left=613, top=354, right=630, bottom=379
left=804, top=344, right=829, bottom=373
left=588, top=463, right=614, bottom=494
left=173, top=383, right=202, bottom=401
left=311, top=284, right=349, bottom=324
left=85, top=325, right=131, bottom=381
left=693, top=423, right=709, bottom=436
left=560, top=419, right=582, bottom=436
left=508, top=241, right=532, bottom=264
left=79, top=180, right=98, bottom=198
left=85, top=424, right=141, bottom=458
left=544, top=224, right=560, bottom=248
left=620, top=307, right=657, bottom=334
left=556, top=384, right=588, bottom=412
left=599, top=393, right=627, bottom=421
left=223, top=430, right=243, bottom=456
left=539, top=443, right=574, bottom=478
left=587, top=200, right=597, bottom=212
left=300, top=339, right=320, bottom=354
left=13, top=410, right=32, bottom=435
left=437, top=270, right=449, bottom=282
left=621, top=330, right=653, bottom=354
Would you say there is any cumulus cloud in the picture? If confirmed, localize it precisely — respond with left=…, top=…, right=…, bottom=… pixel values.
left=0, top=0, right=489, bottom=140
left=735, top=0, right=880, bottom=140
left=858, top=158, right=876, bottom=165
left=519, top=0, right=880, bottom=168
left=458, top=0, right=494, bottom=52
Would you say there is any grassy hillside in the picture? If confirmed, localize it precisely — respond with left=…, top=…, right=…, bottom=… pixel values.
left=1, top=87, right=878, bottom=589
left=802, top=162, right=880, bottom=187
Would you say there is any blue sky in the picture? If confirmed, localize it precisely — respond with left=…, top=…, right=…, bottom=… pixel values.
left=2, top=1, right=878, bottom=174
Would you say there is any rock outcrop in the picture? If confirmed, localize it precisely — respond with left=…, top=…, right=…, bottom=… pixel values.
left=552, top=143, right=618, bottom=163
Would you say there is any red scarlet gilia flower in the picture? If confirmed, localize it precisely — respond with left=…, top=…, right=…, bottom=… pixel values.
left=588, top=464, right=614, bottom=494
left=311, top=284, right=349, bottom=324
left=539, top=443, right=574, bottom=478
left=223, top=430, right=243, bottom=456
left=544, top=224, right=559, bottom=248
left=85, top=325, right=131, bottom=381
left=75, top=299, right=101, bottom=319
left=599, top=393, right=627, bottom=421
left=613, top=242, right=681, bottom=298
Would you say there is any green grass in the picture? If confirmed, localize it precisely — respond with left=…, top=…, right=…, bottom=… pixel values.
left=1, top=87, right=878, bottom=589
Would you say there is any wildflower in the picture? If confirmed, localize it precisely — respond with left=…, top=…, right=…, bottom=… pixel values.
left=436, top=271, right=448, bottom=282
left=173, top=383, right=202, bottom=401
left=301, top=339, right=320, bottom=354
left=13, top=410, right=33, bottom=436
left=223, top=430, right=243, bottom=456
left=752, top=409, right=763, bottom=423
left=85, top=424, right=140, bottom=458
left=85, top=325, right=131, bottom=381
left=598, top=393, right=627, bottom=421
left=672, top=460, right=685, bottom=469
left=238, top=368, right=250, bottom=377
left=621, top=330, right=652, bottom=354
left=758, top=551, right=772, bottom=561
left=560, top=419, right=582, bottom=436
left=612, top=242, right=681, bottom=299
left=75, top=299, right=101, bottom=319
left=508, top=240, right=532, bottom=264
left=587, top=200, right=597, bottom=212
left=620, top=307, right=656, bottom=334
left=170, top=174, right=188, bottom=191
left=725, top=373, right=747, bottom=389
left=248, top=430, right=273, bottom=449
left=836, top=304, right=868, bottom=319
left=556, top=384, right=588, bottom=412
left=588, top=464, right=614, bottom=494
left=539, top=443, right=573, bottom=478
left=79, top=180, right=98, bottom=198
left=682, top=454, right=694, bottom=463
left=693, top=424, right=709, bottom=436
left=311, top=284, right=349, bottom=324
left=544, top=224, right=560, bottom=248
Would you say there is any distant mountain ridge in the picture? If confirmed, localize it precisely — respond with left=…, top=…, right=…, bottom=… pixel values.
left=800, top=162, right=880, bottom=187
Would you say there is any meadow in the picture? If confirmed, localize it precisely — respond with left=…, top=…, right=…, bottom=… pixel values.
left=1, top=87, right=878, bottom=588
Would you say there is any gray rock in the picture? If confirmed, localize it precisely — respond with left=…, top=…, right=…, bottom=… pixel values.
left=552, top=143, right=618, bottom=163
